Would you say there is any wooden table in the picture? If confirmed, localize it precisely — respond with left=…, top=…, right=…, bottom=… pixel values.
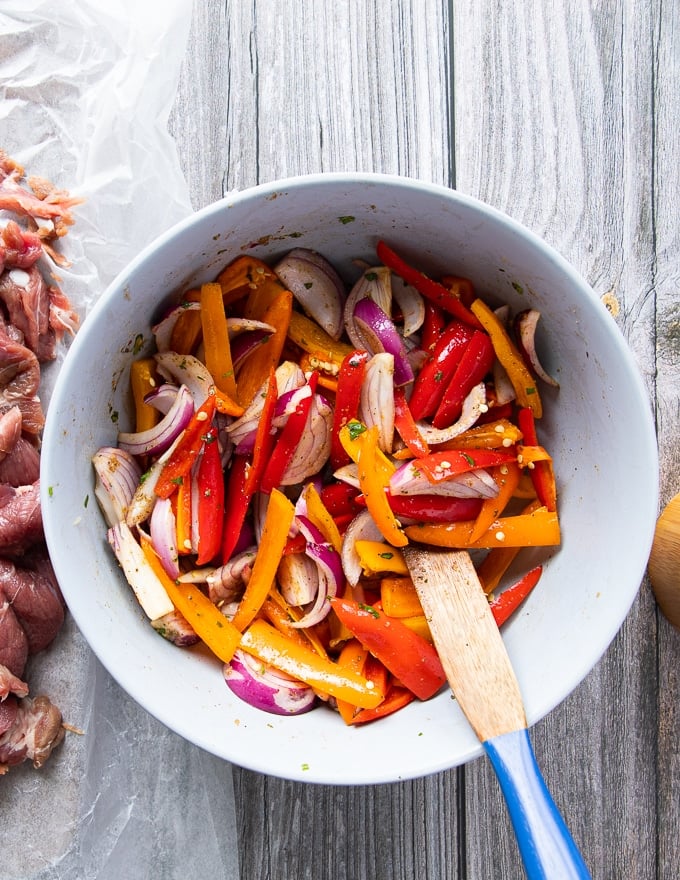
left=167, top=3, right=679, bottom=878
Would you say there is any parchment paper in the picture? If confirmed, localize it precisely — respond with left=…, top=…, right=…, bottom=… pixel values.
left=0, top=2, right=240, bottom=877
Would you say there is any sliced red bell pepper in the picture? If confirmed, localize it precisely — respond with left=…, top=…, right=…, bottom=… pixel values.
left=319, top=481, right=362, bottom=519
left=243, top=367, right=278, bottom=496
left=441, top=274, right=475, bottom=309
left=376, top=240, right=482, bottom=329
left=489, top=565, right=543, bottom=627
left=195, top=426, right=224, bottom=565
left=393, top=387, right=429, bottom=457
left=408, top=319, right=475, bottom=421
left=154, top=394, right=217, bottom=500
left=220, top=453, right=251, bottom=563
left=260, top=372, right=318, bottom=494
left=420, top=301, right=446, bottom=352
left=349, top=684, right=415, bottom=725
left=432, top=329, right=495, bottom=428
left=330, top=350, right=370, bottom=470
left=384, top=493, right=483, bottom=523
left=517, top=407, right=557, bottom=511
left=413, top=448, right=517, bottom=483
left=329, top=597, right=446, bottom=700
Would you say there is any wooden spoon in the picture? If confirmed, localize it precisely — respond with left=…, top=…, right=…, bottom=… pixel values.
left=403, top=546, right=591, bottom=879
left=648, top=492, right=680, bottom=628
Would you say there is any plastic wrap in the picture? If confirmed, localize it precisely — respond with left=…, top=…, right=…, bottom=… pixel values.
left=0, top=2, right=240, bottom=877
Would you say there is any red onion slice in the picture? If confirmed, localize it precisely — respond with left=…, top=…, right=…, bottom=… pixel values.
left=390, top=460, right=500, bottom=499
left=344, top=266, right=393, bottom=348
left=107, top=521, right=175, bottom=620
left=154, top=352, right=214, bottom=407
left=391, top=274, right=425, bottom=337
left=340, top=509, right=384, bottom=587
left=352, top=297, right=414, bottom=386
left=150, top=496, right=180, bottom=579
left=515, top=309, right=560, bottom=388
left=152, top=301, right=201, bottom=352
left=92, top=447, right=142, bottom=527
left=143, top=382, right=181, bottom=415
left=415, top=383, right=488, bottom=444
left=280, top=394, right=332, bottom=486
left=223, top=649, right=316, bottom=716
left=359, top=353, right=395, bottom=453
left=118, top=383, right=195, bottom=457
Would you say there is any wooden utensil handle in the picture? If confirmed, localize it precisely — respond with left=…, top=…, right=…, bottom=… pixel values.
left=483, top=728, right=591, bottom=879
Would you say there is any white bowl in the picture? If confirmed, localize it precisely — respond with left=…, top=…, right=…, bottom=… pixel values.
left=41, top=173, right=658, bottom=784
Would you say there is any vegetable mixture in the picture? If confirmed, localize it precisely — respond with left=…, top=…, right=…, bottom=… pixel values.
left=93, top=242, right=560, bottom=724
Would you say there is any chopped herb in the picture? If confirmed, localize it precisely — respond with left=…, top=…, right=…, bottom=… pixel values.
left=526, top=386, right=536, bottom=396
left=301, top=763, right=310, bottom=771
left=304, top=282, right=313, bottom=289
left=359, top=603, right=380, bottom=619
left=132, top=333, right=145, bottom=355
left=338, top=215, right=355, bottom=224
left=512, top=281, right=524, bottom=295
left=434, top=370, right=444, bottom=383
left=463, top=453, right=476, bottom=467
left=83, top=494, right=89, bottom=508
left=171, top=476, right=184, bottom=486
left=347, top=421, right=367, bottom=440
left=139, top=470, right=151, bottom=484
left=379, top=552, right=394, bottom=560
left=48, top=486, right=54, bottom=498
left=364, top=271, right=378, bottom=281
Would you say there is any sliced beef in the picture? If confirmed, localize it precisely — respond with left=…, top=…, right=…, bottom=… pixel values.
left=0, top=405, right=22, bottom=458
left=0, top=264, right=55, bottom=361
left=0, top=436, right=40, bottom=486
left=1, top=220, right=42, bottom=270
left=0, top=327, right=44, bottom=434
left=0, top=482, right=43, bottom=554
left=0, top=695, right=18, bottom=736
left=0, top=596, right=29, bottom=676
left=0, top=694, right=64, bottom=773
left=0, top=552, right=64, bottom=654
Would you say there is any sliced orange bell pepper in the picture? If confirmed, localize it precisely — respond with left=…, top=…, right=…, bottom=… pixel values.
left=200, top=282, right=238, bottom=400
left=335, top=638, right=370, bottom=724
left=380, top=576, right=424, bottom=618
left=231, top=489, right=295, bottom=631
left=175, top=477, right=193, bottom=555
left=264, top=588, right=329, bottom=660
left=355, top=540, right=408, bottom=577
left=170, top=288, right=202, bottom=354
left=216, top=255, right=286, bottom=312
left=130, top=358, right=159, bottom=433
left=470, top=298, right=543, bottom=418
left=236, top=290, right=293, bottom=407
left=405, top=505, right=560, bottom=548
left=468, top=462, right=522, bottom=543
left=356, top=426, right=408, bottom=548
left=239, top=619, right=383, bottom=709
left=141, top=537, right=241, bottom=663
left=475, top=499, right=542, bottom=593
left=287, top=311, right=353, bottom=365
left=349, top=684, right=415, bottom=725
left=435, top=419, right=523, bottom=451
left=302, top=482, right=343, bottom=554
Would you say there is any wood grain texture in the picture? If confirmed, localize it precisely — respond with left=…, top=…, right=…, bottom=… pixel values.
left=405, top=547, right=526, bottom=740
left=167, top=0, right=680, bottom=878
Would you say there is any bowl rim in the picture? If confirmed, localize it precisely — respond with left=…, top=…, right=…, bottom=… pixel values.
left=41, top=172, right=660, bottom=784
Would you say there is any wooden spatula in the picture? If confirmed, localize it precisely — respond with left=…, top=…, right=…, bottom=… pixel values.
left=403, top=546, right=591, bottom=880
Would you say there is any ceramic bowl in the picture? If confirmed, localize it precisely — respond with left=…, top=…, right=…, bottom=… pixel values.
left=41, top=173, right=658, bottom=784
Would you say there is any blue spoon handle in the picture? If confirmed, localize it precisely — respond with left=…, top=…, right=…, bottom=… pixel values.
left=483, top=728, right=591, bottom=879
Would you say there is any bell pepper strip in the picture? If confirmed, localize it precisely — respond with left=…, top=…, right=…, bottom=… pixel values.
left=329, top=597, right=446, bottom=700
left=302, top=481, right=343, bottom=554
left=436, top=418, right=523, bottom=451
left=338, top=420, right=394, bottom=472
left=475, top=499, right=542, bottom=593
left=393, top=387, right=430, bottom=458
left=141, top=536, right=241, bottom=663
left=230, top=489, right=296, bottom=631
left=259, top=373, right=318, bottom=494
left=175, top=476, right=194, bottom=555
left=468, top=462, right=522, bottom=544
left=380, top=576, right=424, bottom=618
left=217, top=255, right=286, bottom=312
left=239, top=619, right=383, bottom=709
left=378, top=493, right=484, bottom=524
left=319, top=481, right=362, bottom=520
left=404, top=505, right=560, bottom=549
left=470, top=298, right=543, bottom=418
left=355, top=426, right=408, bottom=548
left=200, top=281, right=238, bottom=400
left=516, top=407, right=557, bottom=511
left=408, top=319, right=475, bottom=421
left=243, top=367, right=278, bottom=496
left=195, top=426, right=225, bottom=565
left=376, top=240, right=482, bottom=329
left=420, top=301, right=446, bottom=352
left=397, top=615, right=433, bottom=644
left=265, top=587, right=329, bottom=660
left=349, top=684, right=416, bottom=725
left=260, top=596, right=318, bottom=652
left=287, top=311, right=353, bottom=365
left=330, top=350, right=370, bottom=470
left=335, top=638, right=370, bottom=723
left=441, top=274, right=475, bottom=309
left=236, top=290, right=293, bottom=407
left=170, top=288, right=203, bottom=354
left=432, top=329, right=495, bottom=428
left=489, top=565, right=543, bottom=627
left=154, top=393, right=217, bottom=499
left=130, top=358, right=159, bottom=433
left=298, top=352, right=339, bottom=393
left=282, top=532, right=307, bottom=556
left=213, top=386, right=245, bottom=417
left=413, top=448, right=517, bottom=484
left=220, top=454, right=256, bottom=564
left=355, top=541, right=408, bottom=577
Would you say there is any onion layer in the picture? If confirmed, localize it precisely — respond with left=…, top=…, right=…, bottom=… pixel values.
left=223, top=649, right=316, bottom=716
left=118, top=383, right=194, bottom=456
left=274, top=248, right=345, bottom=340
